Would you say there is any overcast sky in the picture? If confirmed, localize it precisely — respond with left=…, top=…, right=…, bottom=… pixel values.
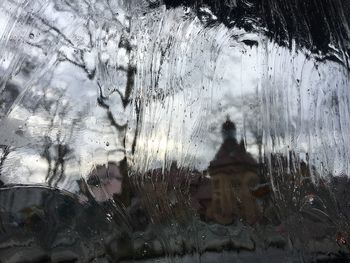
left=0, top=1, right=349, bottom=192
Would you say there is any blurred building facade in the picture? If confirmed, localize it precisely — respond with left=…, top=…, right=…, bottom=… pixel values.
left=78, top=118, right=269, bottom=226
left=205, top=118, right=262, bottom=224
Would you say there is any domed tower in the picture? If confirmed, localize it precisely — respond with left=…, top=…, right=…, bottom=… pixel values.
left=207, top=117, right=260, bottom=225
left=221, top=116, right=237, bottom=141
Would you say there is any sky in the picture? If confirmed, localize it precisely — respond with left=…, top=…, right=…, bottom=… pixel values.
left=0, top=1, right=349, bottom=192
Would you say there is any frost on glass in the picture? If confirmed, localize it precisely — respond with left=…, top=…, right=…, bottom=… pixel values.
left=0, top=0, right=349, bottom=262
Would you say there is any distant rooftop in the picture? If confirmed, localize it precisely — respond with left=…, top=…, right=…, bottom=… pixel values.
left=209, top=117, right=257, bottom=172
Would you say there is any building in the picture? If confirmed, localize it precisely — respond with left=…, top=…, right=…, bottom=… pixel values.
left=206, top=117, right=262, bottom=225
left=134, top=162, right=195, bottom=224
left=132, top=118, right=268, bottom=225
left=77, top=161, right=124, bottom=203
left=75, top=118, right=267, bottom=226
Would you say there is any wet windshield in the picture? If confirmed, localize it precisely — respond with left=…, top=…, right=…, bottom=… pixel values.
left=0, top=0, right=350, bottom=262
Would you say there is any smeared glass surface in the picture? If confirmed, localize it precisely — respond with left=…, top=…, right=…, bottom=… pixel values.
left=0, top=0, right=349, bottom=262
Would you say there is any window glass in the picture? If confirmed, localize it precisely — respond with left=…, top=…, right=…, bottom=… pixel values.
left=0, top=0, right=349, bottom=262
